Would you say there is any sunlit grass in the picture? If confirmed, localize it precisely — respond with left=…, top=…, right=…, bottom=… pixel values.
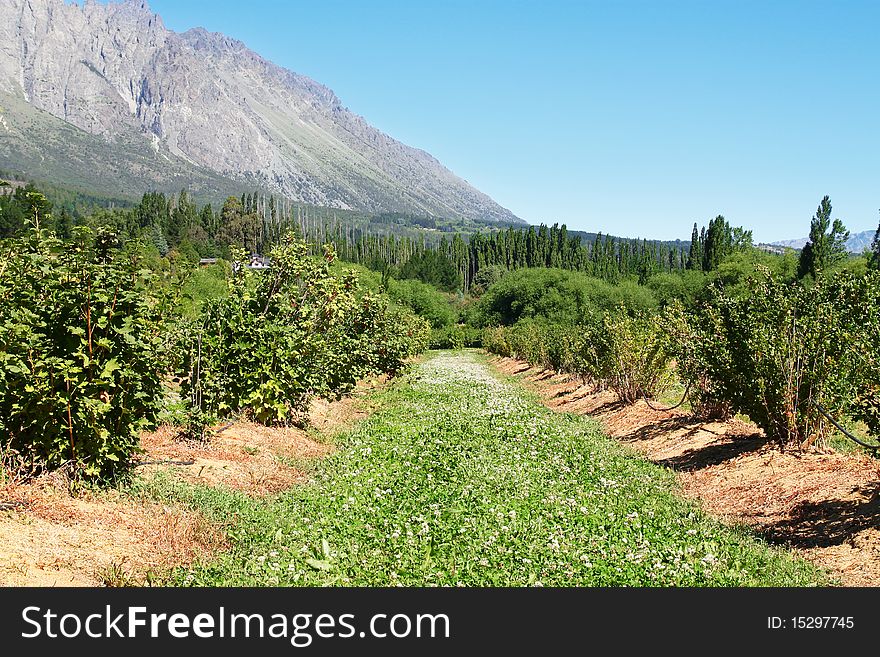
left=140, top=351, right=825, bottom=587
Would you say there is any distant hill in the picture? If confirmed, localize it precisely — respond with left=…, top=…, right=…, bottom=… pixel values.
left=0, top=0, right=521, bottom=225
left=771, top=229, right=876, bottom=254
left=568, top=228, right=688, bottom=250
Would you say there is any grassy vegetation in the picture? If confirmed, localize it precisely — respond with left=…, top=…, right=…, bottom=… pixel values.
left=141, top=350, right=824, bottom=586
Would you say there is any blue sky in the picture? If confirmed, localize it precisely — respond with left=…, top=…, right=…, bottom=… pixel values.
left=142, top=0, right=878, bottom=243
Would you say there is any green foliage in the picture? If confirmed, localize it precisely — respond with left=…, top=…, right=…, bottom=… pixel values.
left=685, top=217, right=752, bottom=273
left=398, top=250, right=461, bottom=291
left=687, top=223, right=702, bottom=270
left=668, top=270, right=880, bottom=446
left=474, top=268, right=658, bottom=327
left=797, top=196, right=849, bottom=280
left=175, top=406, right=217, bottom=443
left=710, top=248, right=798, bottom=296
left=0, top=184, right=54, bottom=238
left=385, top=278, right=456, bottom=328
left=176, top=261, right=230, bottom=319
left=429, top=324, right=482, bottom=349
left=870, top=213, right=880, bottom=271
left=147, top=222, right=169, bottom=256
left=645, top=270, right=707, bottom=307
left=469, top=264, right=506, bottom=296
left=216, top=196, right=261, bottom=253
left=180, top=234, right=429, bottom=425
left=483, top=309, right=673, bottom=404
left=0, top=227, right=168, bottom=478
left=600, top=310, right=675, bottom=403
left=702, top=215, right=734, bottom=271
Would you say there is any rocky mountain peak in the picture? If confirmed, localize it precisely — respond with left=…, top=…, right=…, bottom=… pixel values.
left=0, top=0, right=521, bottom=223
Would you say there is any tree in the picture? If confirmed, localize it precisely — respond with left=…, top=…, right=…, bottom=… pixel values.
left=51, top=207, right=74, bottom=240
left=797, top=196, right=849, bottom=279
left=869, top=211, right=880, bottom=270
left=687, top=223, right=702, bottom=270
left=702, top=215, right=733, bottom=271
left=471, top=264, right=506, bottom=294
left=12, top=186, right=53, bottom=230
left=200, top=203, right=217, bottom=237
left=147, top=222, right=169, bottom=256
left=731, top=226, right=753, bottom=251
left=136, top=192, right=169, bottom=231
left=399, top=250, right=461, bottom=291
left=167, top=189, right=197, bottom=245
left=216, top=196, right=261, bottom=252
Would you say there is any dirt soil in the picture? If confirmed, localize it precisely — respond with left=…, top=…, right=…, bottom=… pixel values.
left=0, top=472, right=226, bottom=586
left=0, top=375, right=387, bottom=587
left=490, top=355, right=880, bottom=586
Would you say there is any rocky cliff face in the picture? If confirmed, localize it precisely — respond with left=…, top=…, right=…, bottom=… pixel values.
left=0, top=0, right=521, bottom=222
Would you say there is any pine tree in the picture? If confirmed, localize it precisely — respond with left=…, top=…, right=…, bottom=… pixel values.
left=52, top=207, right=74, bottom=240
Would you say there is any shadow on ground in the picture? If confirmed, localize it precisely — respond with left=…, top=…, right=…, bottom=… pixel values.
left=654, top=435, right=768, bottom=471
left=760, top=486, right=880, bottom=549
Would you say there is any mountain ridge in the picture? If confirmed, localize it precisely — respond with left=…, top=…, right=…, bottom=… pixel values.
left=0, top=0, right=522, bottom=224
left=771, top=229, right=876, bottom=254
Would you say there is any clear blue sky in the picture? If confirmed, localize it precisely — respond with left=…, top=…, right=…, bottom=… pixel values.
left=142, top=0, right=878, bottom=243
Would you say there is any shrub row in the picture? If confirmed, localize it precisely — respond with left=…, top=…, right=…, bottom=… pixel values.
left=180, top=239, right=430, bottom=425
left=0, top=228, right=169, bottom=477
left=0, top=229, right=430, bottom=478
left=483, top=309, right=674, bottom=403
left=666, top=269, right=880, bottom=447
left=485, top=268, right=880, bottom=448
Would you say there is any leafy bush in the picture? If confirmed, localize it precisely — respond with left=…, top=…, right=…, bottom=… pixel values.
left=600, top=309, right=674, bottom=403
left=469, top=264, right=506, bottom=296
left=177, top=260, right=230, bottom=318
left=0, top=227, right=168, bottom=477
left=385, top=278, right=456, bottom=328
left=669, top=269, right=880, bottom=446
left=482, top=309, right=673, bottom=404
left=429, top=324, right=482, bottom=349
left=645, top=270, right=707, bottom=307
left=474, top=268, right=657, bottom=327
left=180, top=235, right=429, bottom=425
left=482, top=326, right=511, bottom=358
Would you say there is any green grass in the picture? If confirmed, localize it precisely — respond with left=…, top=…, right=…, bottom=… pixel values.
left=827, top=419, right=880, bottom=457
left=138, top=350, right=825, bottom=586
left=653, top=377, right=694, bottom=413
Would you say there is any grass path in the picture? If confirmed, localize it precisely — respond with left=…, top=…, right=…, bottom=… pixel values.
left=146, top=350, right=824, bottom=586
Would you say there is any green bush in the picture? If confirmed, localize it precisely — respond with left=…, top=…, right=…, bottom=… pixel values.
left=0, top=227, right=169, bottom=478
left=600, top=309, right=674, bottom=403
left=385, top=278, right=456, bottom=328
left=645, top=270, right=707, bottom=307
left=177, top=260, right=230, bottom=318
left=180, top=235, right=430, bottom=425
left=482, top=309, right=673, bottom=404
left=429, top=324, right=482, bottom=349
left=669, top=269, right=880, bottom=446
left=474, top=268, right=657, bottom=327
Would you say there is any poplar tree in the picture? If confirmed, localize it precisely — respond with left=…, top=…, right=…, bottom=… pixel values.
left=687, top=222, right=702, bottom=270
left=870, top=211, right=880, bottom=270
left=797, top=196, right=849, bottom=279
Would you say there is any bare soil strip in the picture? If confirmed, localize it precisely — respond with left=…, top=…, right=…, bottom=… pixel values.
left=489, top=355, right=880, bottom=586
left=0, top=375, right=387, bottom=586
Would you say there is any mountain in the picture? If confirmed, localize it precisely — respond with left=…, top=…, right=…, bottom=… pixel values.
left=845, top=230, right=876, bottom=253
left=0, top=0, right=521, bottom=224
left=769, top=237, right=809, bottom=250
left=771, top=230, right=876, bottom=254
